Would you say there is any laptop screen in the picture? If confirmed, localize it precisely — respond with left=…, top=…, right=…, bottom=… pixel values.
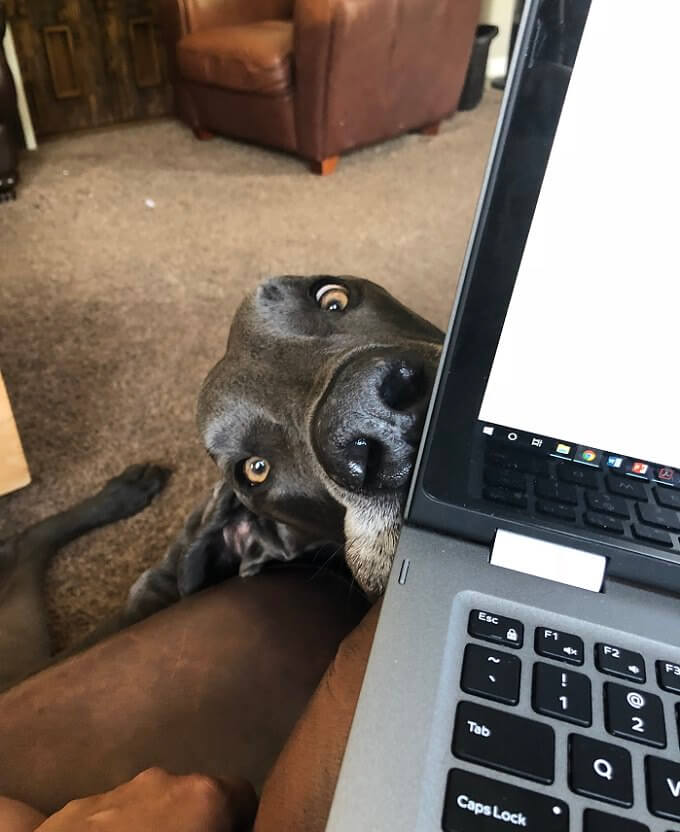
left=411, top=0, right=680, bottom=578
left=479, top=0, right=680, bottom=473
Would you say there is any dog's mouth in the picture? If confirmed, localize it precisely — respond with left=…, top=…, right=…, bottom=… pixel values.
left=342, top=494, right=405, bottom=599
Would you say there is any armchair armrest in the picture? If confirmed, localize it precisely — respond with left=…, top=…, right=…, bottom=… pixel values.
left=293, top=0, right=480, bottom=161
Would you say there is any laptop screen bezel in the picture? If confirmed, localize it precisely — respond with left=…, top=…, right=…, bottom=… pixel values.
left=406, top=0, right=680, bottom=593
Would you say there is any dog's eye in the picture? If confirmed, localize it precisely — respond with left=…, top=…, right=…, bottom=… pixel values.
left=242, top=456, right=271, bottom=485
left=315, top=283, right=349, bottom=312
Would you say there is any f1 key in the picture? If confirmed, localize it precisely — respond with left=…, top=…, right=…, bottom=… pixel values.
left=535, top=627, right=584, bottom=665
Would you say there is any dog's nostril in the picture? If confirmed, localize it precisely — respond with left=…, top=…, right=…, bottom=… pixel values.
left=379, top=361, right=427, bottom=411
left=345, top=436, right=383, bottom=489
left=346, top=437, right=369, bottom=484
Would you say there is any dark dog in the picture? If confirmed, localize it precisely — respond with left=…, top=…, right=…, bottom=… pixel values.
left=0, top=276, right=443, bottom=684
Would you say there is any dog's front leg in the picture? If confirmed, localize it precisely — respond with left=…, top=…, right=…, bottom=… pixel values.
left=123, top=480, right=239, bottom=624
left=0, top=463, right=170, bottom=690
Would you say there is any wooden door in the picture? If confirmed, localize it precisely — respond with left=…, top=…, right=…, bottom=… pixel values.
left=6, top=0, right=172, bottom=136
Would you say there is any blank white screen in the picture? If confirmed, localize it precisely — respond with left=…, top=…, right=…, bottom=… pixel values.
left=479, top=0, right=680, bottom=468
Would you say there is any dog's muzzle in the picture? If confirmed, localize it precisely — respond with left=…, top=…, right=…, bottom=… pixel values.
left=312, top=348, right=432, bottom=493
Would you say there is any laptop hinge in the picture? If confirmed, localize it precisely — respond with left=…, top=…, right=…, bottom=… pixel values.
left=490, top=529, right=606, bottom=592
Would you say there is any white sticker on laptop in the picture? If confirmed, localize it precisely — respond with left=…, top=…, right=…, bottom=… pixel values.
left=491, top=529, right=606, bottom=592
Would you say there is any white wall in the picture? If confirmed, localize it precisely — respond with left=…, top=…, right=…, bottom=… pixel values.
left=2, top=23, right=36, bottom=149
left=479, top=0, right=514, bottom=79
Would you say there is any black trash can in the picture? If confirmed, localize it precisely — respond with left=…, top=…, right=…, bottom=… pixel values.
left=458, top=24, right=499, bottom=111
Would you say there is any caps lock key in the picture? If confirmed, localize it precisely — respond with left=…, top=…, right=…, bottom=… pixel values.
left=443, top=769, right=568, bottom=831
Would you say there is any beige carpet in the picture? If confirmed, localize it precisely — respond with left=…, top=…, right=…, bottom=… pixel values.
left=0, top=92, right=501, bottom=650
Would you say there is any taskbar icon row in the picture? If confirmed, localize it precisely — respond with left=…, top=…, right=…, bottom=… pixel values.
left=480, top=424, right=678, bottom=488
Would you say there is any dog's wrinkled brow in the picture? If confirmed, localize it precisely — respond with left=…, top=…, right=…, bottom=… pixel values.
left=201, top=396, right=285, bottom=460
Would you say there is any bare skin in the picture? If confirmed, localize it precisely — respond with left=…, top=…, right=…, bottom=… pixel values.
left=1, top=768, right=257, bottom=832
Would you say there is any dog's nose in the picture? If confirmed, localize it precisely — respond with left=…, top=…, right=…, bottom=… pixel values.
left=313, top=351, right=431, bottom=493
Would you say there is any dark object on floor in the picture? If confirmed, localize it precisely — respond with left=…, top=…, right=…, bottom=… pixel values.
left=157, top=0, right=481, bottom=174
left=0, top=1, right=18, bottom=201
left=491, top=0, right=526, bottom=90
left=459, top=24, right=499, bottom=111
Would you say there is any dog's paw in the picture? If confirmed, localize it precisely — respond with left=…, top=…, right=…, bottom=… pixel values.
left=99, top=463, right=171, bottom=519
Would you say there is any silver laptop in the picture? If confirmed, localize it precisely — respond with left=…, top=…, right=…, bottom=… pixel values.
left=327, top=1, right=680, bottom=830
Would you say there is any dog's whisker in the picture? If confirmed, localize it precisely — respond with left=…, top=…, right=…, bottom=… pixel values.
left=307, top=544, right=344, bottom=583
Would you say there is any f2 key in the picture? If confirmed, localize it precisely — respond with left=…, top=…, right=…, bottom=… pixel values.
left=596, top=643, right=646, bottom=683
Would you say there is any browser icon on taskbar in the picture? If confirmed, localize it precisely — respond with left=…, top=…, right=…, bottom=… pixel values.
left=575, top=446, right=601, bottom=466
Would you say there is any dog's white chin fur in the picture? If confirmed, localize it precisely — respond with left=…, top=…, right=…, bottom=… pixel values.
left=343, top=497, right=403, bottom=599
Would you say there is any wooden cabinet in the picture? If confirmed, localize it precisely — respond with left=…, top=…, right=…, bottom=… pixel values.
left=6, top=0, right=172, bottom=136
left=0, top=371, right=30, bottom=497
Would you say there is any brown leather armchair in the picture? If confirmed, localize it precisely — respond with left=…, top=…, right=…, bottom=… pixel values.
left=158, top=0, right=481, bottom=173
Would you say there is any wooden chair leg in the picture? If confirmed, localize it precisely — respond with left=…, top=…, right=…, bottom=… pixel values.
left=311, top=156, right=340, bottom=176
left=193, top=128, right=215, bottom=141
left=419, top=122, right=441, bottom=136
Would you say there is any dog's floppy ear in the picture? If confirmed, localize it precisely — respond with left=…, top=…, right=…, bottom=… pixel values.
left=176, top=481, right=300, bottom=597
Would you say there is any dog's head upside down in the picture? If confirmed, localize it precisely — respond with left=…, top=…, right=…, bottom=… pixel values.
left=188, top=276, right=443, bottom=599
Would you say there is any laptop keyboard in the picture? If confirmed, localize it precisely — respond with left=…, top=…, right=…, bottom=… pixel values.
left=482, top=442, right=680, bottom=552
left=442, top=608, right=680, bottom=831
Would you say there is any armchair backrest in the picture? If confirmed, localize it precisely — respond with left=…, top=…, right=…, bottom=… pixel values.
left=184, top=0, right=294, bottom=33
left=293, top=0, right=481, bottom=161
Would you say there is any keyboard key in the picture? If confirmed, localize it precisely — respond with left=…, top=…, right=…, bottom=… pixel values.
left=584, top=512, right=625, bottom=535
left=568, top=734, right=633, bottom=807
left=461, top=644, right=521, bottom=705
left=486, top=447, right=549, bottom=476
left=453, top=702, right=555, bottom=784
left=442, top=769, right=569, bottom=832
left=532, top=663, right=591, bottom=726
left=595, top=644, right=646, bottom=683
left=632, top=523, right=673, bottom=547
left=483, top=467, right=526, bottom=491
left=657, top=660, right=680, bottom=694
left=646, top=756, right=680, bottom=821
left=535, top=627, right=584, bottom=665
left=557, top=464, right=599, bottom=488
left=604, top=683, right=666, bottom=748
left=468, top=610, right=524, bottom=648
left=607, top=475, right=648, bottom=501
left=637, top=503, right=680, bottom=532
left=583, top=808, right=649, bottom=831
left=535, top=500, right=577, bottom=522
left=586, top=492, right=630, bottom=518
left=483, top=486, right=528, bottom=509
left=656, top=486, right=680, bottom=510
left=535, top=478, right=578, bottom=504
